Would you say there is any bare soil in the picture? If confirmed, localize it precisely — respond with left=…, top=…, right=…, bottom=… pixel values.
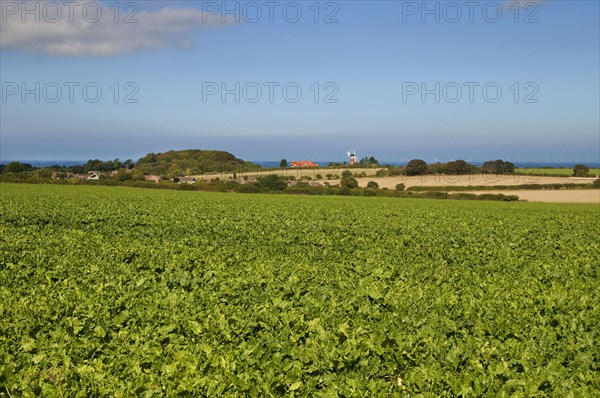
left=462, top=190, right=600, bottom=204
left=351, top=175, right=595, bottom=189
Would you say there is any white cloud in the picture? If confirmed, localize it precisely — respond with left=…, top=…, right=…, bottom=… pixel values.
left=0, top=1, right=230, bottom=56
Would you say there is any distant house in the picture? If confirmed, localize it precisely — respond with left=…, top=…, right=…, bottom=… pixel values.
left=144, top=175, right=161, bottom=183
left=75, top=172, right=99, bottom=180
left=290, top=160, right=319, bottom=168
left=310, top=182, right=323, bottom=188
left=178, top=177, right=196, bottom=184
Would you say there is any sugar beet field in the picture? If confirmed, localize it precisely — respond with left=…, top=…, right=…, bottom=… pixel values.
left=0, top=184, right=598, bottom=397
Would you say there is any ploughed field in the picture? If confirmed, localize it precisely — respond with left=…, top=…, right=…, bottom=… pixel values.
left=349, top=174, right=596, bottom=190
left=462, top=190, right=600, bottom=204
left=1, top=184, right=598, bottom=396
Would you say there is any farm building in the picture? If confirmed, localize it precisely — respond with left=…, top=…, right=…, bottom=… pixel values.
left=178, top=177, right=197, bottom=184
left=75, top=173, right=99, bottom=180
left=290, top=160, right=319, bottom=168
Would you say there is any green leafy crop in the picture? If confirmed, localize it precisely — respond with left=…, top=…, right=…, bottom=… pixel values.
left=0, top=184, right=598, bottom=396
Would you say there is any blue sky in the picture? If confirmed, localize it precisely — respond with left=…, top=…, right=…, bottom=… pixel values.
left=1, top=0, right=598, bottom=163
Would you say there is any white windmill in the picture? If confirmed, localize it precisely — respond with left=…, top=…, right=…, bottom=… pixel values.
left=347, top=149, right=357, bottom=165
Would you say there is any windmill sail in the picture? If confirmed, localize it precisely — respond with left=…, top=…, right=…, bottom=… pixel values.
left=347, top=149, right=357, bottom=165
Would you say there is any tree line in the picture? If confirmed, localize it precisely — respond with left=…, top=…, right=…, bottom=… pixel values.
left=1, top=157, right=596, bottom=179
left=399, top=159, right=515, bottom=176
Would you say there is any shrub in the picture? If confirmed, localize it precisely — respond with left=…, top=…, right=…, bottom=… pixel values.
left=338, top=186, right=352, bottom=196
left=482, top=159, right=515, bottom=174
left=449, top=193, right=478, bottom=200
left=406, top=159, right=427, bottom=176
left=445, top=160, right=473, bottom=175
left=395, top=183, right=405, bottom=191
left=256, top=174, right=287, bottom=191
left=367, top=181, right=379, bottom=189
left=5, top=161, right=25, bottom=173
left=177, top=183, right=196, bottom=191
left=388, top=167, right=404, bottom=177
left=122, top=181, right=162, bottom=189
left=477, top=194, right=519, bottom=201
left=573, top=164, right=590, bottom=177
left=233, top=184, right=260, bottom=193
left=419, top=191, right=450, bottom=199
left=340, top=178, right=359, bottom=189
left=285, top=186, right=327, bottom=195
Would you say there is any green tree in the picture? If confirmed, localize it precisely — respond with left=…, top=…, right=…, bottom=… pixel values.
left=167, top=163, right=183, bottom=178
left=6, top=161, right=24, bottom=173
left=341, top=170, right=353, bottom=179
left=395, top=183, right=405, bottom=191
left=388, top=167, right=404, bottom=176
left=358, top=156, right=379, bottom=167
left=123, top=159, right=135, bottom=169
left=406, top=159, right=427, bottom=176
left=482, top=159, right=515, bottom=174
left=256, top=174, right=287, bottom=190
left=117, top=170, right=132, bottom=181
left=36, top=168, right=53, bottom=178
left=131, top=169, right=145, bottom=181
left=136, top=149, right=259, bottom=175
left=428, top=162, right=446, bottom=174
left=573, top=164, right=589, bottom=177
left=367, top=181, right=379, bottom=189
left=446, top=160, right=473, bottom=175
left=340, top=177, right=359, bottom=189
left=280, top=159, right=288, bottom=168
left=503, top=161, right=515, bottom=173
left=339, top=186, right=352, bottom=195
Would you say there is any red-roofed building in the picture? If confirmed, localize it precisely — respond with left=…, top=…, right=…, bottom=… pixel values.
left=290, top=160, right=319, bottom=168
